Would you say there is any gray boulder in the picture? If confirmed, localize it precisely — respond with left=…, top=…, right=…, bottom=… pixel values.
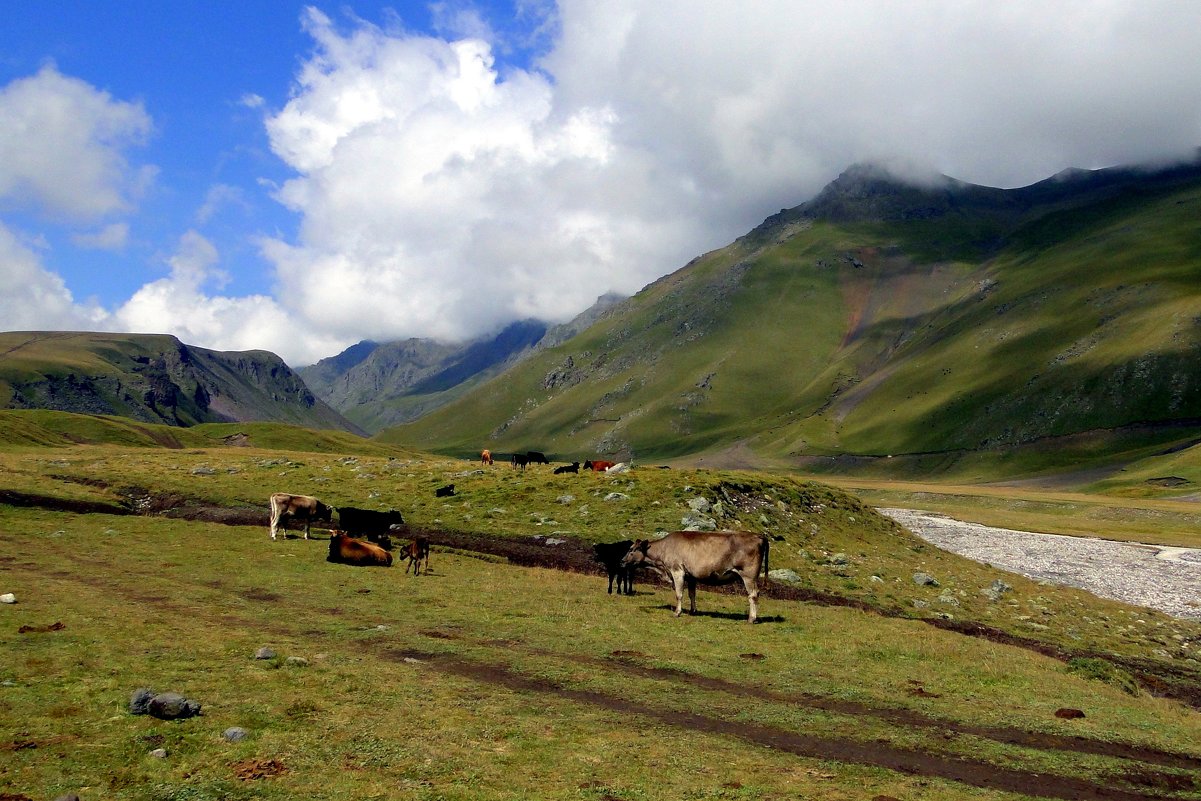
left=980, top=579, right=1013, bottom=602
left=129, top=687, right=155, bottom=715
left=254, top=646, right=277, bottom=660
left=768, top=568, right=802, bottom=585
left=912, top=572, right=939, bottom=587
left=147, top=692, right=201, bottom=720
left=223, top=726, right=249, bottom=742
left=681, top=512, right=717, bottom=531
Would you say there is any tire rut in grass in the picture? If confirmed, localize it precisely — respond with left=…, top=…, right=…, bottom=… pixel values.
left=25, top=550, right=1201, bottom=800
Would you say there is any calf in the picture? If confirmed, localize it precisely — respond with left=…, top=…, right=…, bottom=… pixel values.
left=435, top=484, right=455, bottom=497
left=327, top=530, right=393, bottom=567
left=583, top=459, right=616, bottom=472
left=336, top=507, right=405, bottom=547
left=511, top=453, right=529, bottom=470
left=553, top=462, right=580, bottom=475
left=622, top=530, right=769, bottom=623
left=268, top=492, right=333, bottom=540
left=405, top=537, right=431, bottom=575
left=592, top=540, right=636, bottom=595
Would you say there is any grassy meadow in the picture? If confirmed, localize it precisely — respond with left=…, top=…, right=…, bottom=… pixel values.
left=2, top=412, right=1201, bottom=799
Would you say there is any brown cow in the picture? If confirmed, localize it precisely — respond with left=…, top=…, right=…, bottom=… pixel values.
left=268, top=492, right=333, bottom=540
left=481, top=449, right=493, bottom=465
left=405, top=537, right=431, bottom=575
left=327, top=530, right=393, bottom=567
left=583, top=459, right=615, bottom=472
left=621, top=530, right=769, bottom=623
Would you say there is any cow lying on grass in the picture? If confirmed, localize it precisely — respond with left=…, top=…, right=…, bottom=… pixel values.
left=327, top=530, right=393, bottom=567
left=622, top=531, right=769, bottom=623
left=268, top=493, right=333, bottom=540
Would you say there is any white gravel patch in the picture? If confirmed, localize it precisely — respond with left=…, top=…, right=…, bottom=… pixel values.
left=879, top=508, right=1201, bottom=620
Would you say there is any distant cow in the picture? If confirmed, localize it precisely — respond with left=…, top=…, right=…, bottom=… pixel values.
left=435, top=484, right=455, bottom=498
left=553, top=462, right=580, bottom=475
left=268, top=493, right=333, bottom=541
left=622, top=531, right=769, bottom=623
left=327, top=530, right=393, bottom=567
left=336, top=507, right=405, bottom=546
left=405, top=537, right=431, bottom=575
left=526, top=451, right=549, bottom=465
left=481, top=449, right=493, bottom=465
left=583, top=460, right=616, bottom=472
left=592, top=540, right=635, bottom=595
left=511, top=454, right=529, bottom=470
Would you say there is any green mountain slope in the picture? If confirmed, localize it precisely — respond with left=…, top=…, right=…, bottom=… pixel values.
left=382, top=157, right=1201, bottom=473
left=0, top=331, right=362, bottom=435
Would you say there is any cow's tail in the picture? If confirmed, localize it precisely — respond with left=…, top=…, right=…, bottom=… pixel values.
left=761, top=535, right=770, bottom=577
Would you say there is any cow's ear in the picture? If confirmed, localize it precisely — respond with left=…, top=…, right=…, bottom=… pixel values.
left=637, top=540, right=649, bottom=553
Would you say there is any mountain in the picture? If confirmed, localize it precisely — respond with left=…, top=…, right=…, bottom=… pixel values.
left=299, top=293, right=626, bottom=433
left=379, top=155, right=1201, bottom=474
left=0, top=331, right=363, bottom=434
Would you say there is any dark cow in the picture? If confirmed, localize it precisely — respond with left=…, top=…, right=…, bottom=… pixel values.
left=621, top=530, right=769, bottom=623
left=481, top=449, right=494, bottom=465
left=583, top=459, right=616, bottom=472
left=405, top=537, right=431, bottom=575
left=553, top=462, right=580, bottom=475
left=511, top=454, right=529, bottom=470
left=592, top=540, right=635, bottom=595
left=435, top=484, right=455, bottom=498
left=327, top=530, right=393, bottom=567
left=268, top=492, right=333, bottom=541
left=336, top=507, right=405, bottom=547
left=526, top=451, right=549, bottom=465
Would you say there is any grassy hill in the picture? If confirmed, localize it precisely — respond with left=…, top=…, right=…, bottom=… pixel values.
left=0, top=331, right=362, bottom=435
left=382, top=158, right=1201, bottom=478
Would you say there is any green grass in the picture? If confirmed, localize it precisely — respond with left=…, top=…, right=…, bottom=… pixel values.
left=2, top=434, right=1201, bottom=799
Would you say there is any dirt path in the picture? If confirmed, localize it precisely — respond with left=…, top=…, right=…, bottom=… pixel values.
left=879, top=508, right=1201, bottom=621
left=21, top=547, right=1201, bottom=801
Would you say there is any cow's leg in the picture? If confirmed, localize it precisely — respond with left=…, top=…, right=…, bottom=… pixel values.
left=607, top=570, right=615, bottom=594
left=669, top=569, right=687, bottom=617
left=686, top=574, right=698, bottom=614
left=741, top=575, right=760, bottom=624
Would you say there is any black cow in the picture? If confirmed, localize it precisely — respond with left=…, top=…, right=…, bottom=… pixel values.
left=337, top=507, right=405, bottom=549
left=435, top=484, right=455, bottom=497
left=553, top=462, right=580, bottom=475
left=511, top=454, right=529, bottom=470
left=526, top=451, right=549, bottom=464
left=592, top=540, right=636, bottom=595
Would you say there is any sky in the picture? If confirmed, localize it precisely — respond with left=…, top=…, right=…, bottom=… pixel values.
left=2, top=1, right=1200, bottom=366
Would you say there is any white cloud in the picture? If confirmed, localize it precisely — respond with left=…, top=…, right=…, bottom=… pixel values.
left=71, top=222, right=129, bottom=251
left=196, top=184, right=249, bottom=225
left=114, top=231, right=345, bottom=364
left=0, top=64, right=153, bottom=220
left=260, top=1, right=1201, bottom=354
left=0, top=222, right=109, bottom=330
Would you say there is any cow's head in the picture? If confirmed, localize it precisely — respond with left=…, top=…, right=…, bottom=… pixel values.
left=316, top=501, right=334, bottom=521
left=583, top=460, right=593, bottom=470
left=620, top=539, right=650, bottom=567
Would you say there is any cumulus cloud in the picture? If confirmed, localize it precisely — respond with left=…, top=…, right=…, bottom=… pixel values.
left=260, top=1, right=1201, bottom=353
left=114, top=231, right=346, bottom=362
left=0, top=222, right=108, bottom=330
left=0, top=64, right=153, bottom=220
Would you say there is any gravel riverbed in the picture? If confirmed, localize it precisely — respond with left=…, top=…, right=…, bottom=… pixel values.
left=879, top=508, right=1201, bottom=621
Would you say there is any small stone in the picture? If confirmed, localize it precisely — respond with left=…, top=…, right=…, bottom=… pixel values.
left=285, top=656, right=310, bottom=668
left=828, top=553, right=849, bottom=565
left=150, top=748, right=168, bottom=759
left=768, top=568, right=802, bottom=585
left=0, top=593, right=15, bottom=604
left=254, top=646, right=277, bottom=660
left=223, top=726, right=249, bottom=742
left=556, top=495, right=575, bottom=504
left=190, top=466, right=216, bottom=476
left=148, top=692, right=201, bottom=720
left=130, top=687, right=155, bottom=715
left=870, top=575, right=884, bottom=583
left=604, top=492, right=629, bottom=501
left=912, top=572, right=939, bottom=587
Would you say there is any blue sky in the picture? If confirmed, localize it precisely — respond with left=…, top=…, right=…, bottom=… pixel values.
left=3, top=2, right=1200, bottom=365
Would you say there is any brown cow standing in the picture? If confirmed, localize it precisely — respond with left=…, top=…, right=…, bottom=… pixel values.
left=481, top=449, right=493, bottom=465
left=621, top=531, right=769, bottom=623
left=268, top=492, right=333, bottom=540
left=405, top=537, right=431, bottom=575
left=327, top=530, right=393, bottom=567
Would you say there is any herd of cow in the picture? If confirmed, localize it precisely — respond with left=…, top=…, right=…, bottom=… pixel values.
left=266, top=454, right=772, bottom=622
